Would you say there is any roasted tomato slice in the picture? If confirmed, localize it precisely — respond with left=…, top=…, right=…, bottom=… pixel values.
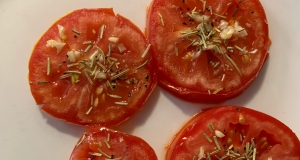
left=70, top=126, right=158, bottom=160
left=28, top=8, right=156, bottom=126
left=166, top=106, right=300, bottom=160
left=146, top=0, right=270, bottom=103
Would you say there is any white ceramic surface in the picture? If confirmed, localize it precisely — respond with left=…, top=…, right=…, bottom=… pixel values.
left=0, top=0, right=299, bottom=159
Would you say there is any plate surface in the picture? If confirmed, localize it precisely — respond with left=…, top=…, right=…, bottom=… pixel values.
left=0, top=0, right=299, bottom=159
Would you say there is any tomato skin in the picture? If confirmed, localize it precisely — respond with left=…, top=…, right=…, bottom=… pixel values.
left=165, top=106, right=300, bottom=160
left=146, top=0, right=271, bottom=103
left=29, top=8, right=157, bottom=126
left=70, top=126, right=158, bottom=160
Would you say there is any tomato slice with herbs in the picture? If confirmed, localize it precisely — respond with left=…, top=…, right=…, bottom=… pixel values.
left=28, top=8, right=156, bottom=126
left=166, top=106, right=300, bottom=160
left=70, top=126, right=158, bottom=160
left=146, top=0, right=270, bottom=103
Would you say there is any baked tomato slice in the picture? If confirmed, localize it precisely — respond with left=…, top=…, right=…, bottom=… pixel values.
left=70, top=126, right=158, bottom=160
left=28, top=8, right=156, bottom=126
left=146, top=0, right=270, bottom=103
left=166, top=106, right=300, bottom=160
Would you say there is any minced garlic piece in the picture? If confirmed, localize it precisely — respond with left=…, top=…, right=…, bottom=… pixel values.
left=108, top=37, right=119, bottom=43
left=57, top=24, right=65, bottom=39
left=46, top=39, right=66, bottom=53
left=218, top=20, right=228, bottom=30
left=219, top=26, right=234, bottom=39
left=215, top=130, right=225, bottom=138
left=234, top=22, right=248, bottom=37
left=66, top=50, right=80, bottom=63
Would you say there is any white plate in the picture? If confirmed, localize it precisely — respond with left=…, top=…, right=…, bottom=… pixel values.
left=0, top=0, right=299, bottom=159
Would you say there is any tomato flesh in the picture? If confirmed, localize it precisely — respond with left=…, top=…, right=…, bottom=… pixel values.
left=166, top=106, right=300, bottom=160
left=70, top=126, right=158, bottom=160
left=28, top=8, right=157, bottom=126
left=146, top=0, right=270, bottom=103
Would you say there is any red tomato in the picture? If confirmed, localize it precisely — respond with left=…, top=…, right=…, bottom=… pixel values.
left=28, top=8, right=157, bottom=126
left=146, top=0, right=271, bottom=103
left=70, top=126, right=158, bottom=160
left=166, top=106, right=300, bottom=160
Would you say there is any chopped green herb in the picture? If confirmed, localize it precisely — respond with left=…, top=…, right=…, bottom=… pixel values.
left=67, top=63, right=79, bottom=68
left=105, top=81, right=113, bottom=91
left=210, top=149, right=220, bottom=155
left=203, top=133, right=212, bottom=142
left=84, top=44, right=93, bottom=53
left=142, top=44, right=151, bottom=58
left=98, top=148, right=111, bottom=158
left=234, top=45, right=244, bottom=52
left=37, top=81, right=50, bottom=84
left=99, top=24, right=106, bottom=39
left=232, top=6, right=239, bottom=17
left=136, top=60, right=148, bottom=70
left=214, top=13, right=227, bottom=18
left=158, top=12, right=165, bottom=26
left=84, top=71, right=94, bottom=86
left=88, top=152, right=102, bottom=157
left=213, top=62, right=220, bottom=68
left=76, top=134, right=86, bottom=147
left=225, top=53, right=242, bottom=76
left=111, top=69, right=129, bottom=80
left=86, top=85, right=90, bottom=93
left=97, top=62, right=108, bottom=72
left=221, top=74, right=225, bottom=81
left=85, top=106, right=93, bottom=115
left=213, top=136, right=221, bottom=150
left=72, top=29, right=81, bottom=35
left=104, top=139, right=110, bottom=149
left=66, top=70, right=81, bottom=74
left=107, top=43, right=112, bottom=57
left=47, top=58, right=51, bottom=76
left=115, top=101, right=128, bottom=106
left=212, top=87, right=224, bottom=94
left=83, top=41, right=93, bottom=45
left=107, top=94, right=122, bottom=99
